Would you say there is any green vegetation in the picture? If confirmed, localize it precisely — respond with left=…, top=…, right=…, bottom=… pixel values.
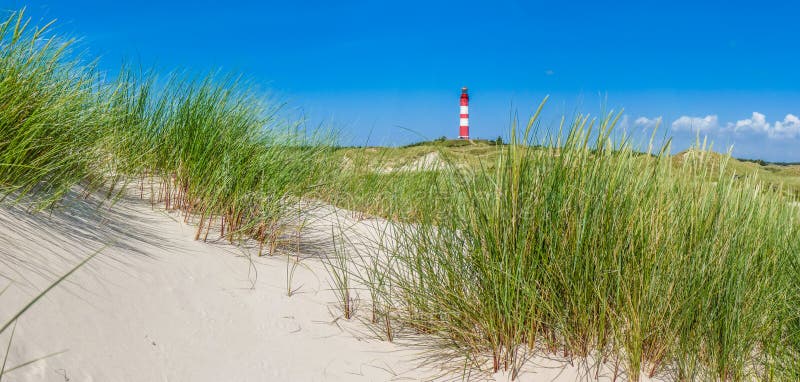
left=0, top=9, right=332, bottom=374
left=0, top=12, right=107, bottom=376
left=401, top=137, right=504, bottom=149
left=0, top=10, right=107, bottom=207
left=332, top=102, right=800, bottom=380
left=106, top=70, right=334, bottom=247
left=2, top=7, right=800, bottom=382
left=328, top=137, right=800, bottom=224
left=0, top=9, right=334, bottom=248
left=724, top=156, right=800, bottom=198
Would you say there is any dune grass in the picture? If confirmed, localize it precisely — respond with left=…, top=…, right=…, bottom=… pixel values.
left=106, top=70, right=335, bottom=248
left=0, top=8, right=337, bottom=371
left=3, top=7, right=800, bottom=381
left=0, top=10, right=108, bottom=208
left=0, top=9, right=335, bottom=249
left=331, top=101, right=800, bottom=381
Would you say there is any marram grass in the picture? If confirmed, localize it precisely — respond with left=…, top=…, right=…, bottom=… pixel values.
left=2, top=7, right=800, bottom=381
left=0, top=10, right=336, bottom=374
left=0, top=9, right=107, bottom=208
left=105, top=69, right=336, bottom=248
left=0, top=9, right=336, bottom=248
left=337, top=100, right=800, bottom=381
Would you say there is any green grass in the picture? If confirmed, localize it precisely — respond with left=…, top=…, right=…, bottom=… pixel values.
left=331, top=101, right=800, bottom=381
left=0, top=9, right=107, bottom=208
left=106, top=70, right=336, bottom=247
left=3, top=7, right=800, bottom=381
left=0, top=9, right=336, bottom=248
left=334, top=140, right=800, bottom=202
left=0, top=9, right=336, bottom=375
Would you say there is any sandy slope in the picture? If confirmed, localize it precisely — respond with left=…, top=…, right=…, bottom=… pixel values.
left=0, top=192, right=653, bottom=381
left=0, top=193, right=432, bottom=382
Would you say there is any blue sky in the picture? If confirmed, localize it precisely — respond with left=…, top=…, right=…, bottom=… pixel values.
left=10, top=0, right=800, bottom=161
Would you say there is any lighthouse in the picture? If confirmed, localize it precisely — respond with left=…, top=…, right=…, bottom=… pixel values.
left=459, top=87, right=469, bottom=140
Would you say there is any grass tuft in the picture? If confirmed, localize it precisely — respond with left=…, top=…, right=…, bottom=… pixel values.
left=333, top=100, right=800, bottom=380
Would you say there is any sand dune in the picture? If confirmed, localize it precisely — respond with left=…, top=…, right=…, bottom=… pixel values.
left=0, top=193, right=433, bottom=381
left=0, top=192, right=651, bottom=381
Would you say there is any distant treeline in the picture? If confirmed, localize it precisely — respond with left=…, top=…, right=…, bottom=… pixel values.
left=737, top=158, right=800, bottom=166
left=401, top=136, right=505, bottom=148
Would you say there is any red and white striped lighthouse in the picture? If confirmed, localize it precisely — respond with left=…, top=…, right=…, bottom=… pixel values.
left=459, top=87, right=470, bottom=140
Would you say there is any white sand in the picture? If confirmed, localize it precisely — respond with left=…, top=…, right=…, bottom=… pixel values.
left=397, top=152, right=444, bottom=172
left=377, top=151, right=446, bottom=174
left=0, top=192, right=655, bottom=381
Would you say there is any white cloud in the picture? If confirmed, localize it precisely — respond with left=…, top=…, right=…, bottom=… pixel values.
left=771, top=114, right=800, bottom=139
left=621, top=112, right=799, bottom=142
left=724, top=112, right=800, bottom=139
left=671, top=115, right=719, bottom=133
left=728, top=112, right=769, bottom=134
left=634, top=116, right=662, bottom=129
